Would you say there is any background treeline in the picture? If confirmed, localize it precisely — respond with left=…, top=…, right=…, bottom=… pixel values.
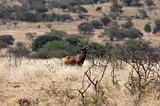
left=1, top=29, right=160, bottom=61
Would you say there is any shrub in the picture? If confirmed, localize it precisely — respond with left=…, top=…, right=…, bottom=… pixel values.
left=144, top=23, right=152, bottom=35
left=65, top=36, right=87, bottom=54
left=48, top=29, right=68, bottom=38
left=121, top=19, right=134, bottom=29
left=39, top=40, right=70, bottom=58
left=124, top=39, right=151, bottom=52
left=100, top=16, right=111, bottom=26
left=24, top=0, right=48, bottom=12
left=110, top=0, right=122, bottom=13
left=126, top=28, right=143, bottom=38
left=109, top=12, right=119, bottom=20
left=0, top=41, right=8, bottom=49
left=154, top=19, right=160, bottom=33
left=138, top=9, right=149, bottom=19
left=78, top=22, right=94, bottom=34
left=0, top=35, right=14, bottom=48
left=96, top=6, right=102, bottom=11
left=68, top=6, right=88, bottom=13
left=145, top=0, right=155, bottom=7
left=104, top=23, right=142, bottom=40
left=65, top=37, right=81, bottom=46
left=104, top=22, right=122, bottom=40
left=88, top=42, right=106, bottom=58
left=99, top=0, right=110, bottom=3
left=0, top=3, right=72, bottom=22
left=32, top=35, right=61, bottom=51
left=8, top=42, right=31, bottom=58
left=121, top=0, right=141, bottom=6
left=90, top=20, right=103, bottom=29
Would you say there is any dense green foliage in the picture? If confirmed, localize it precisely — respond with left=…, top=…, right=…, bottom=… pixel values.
left=0, top=2, right=72, bottom=22
left=124, top=39, right=152, bottom=52
left=90, top=20, right=103, bottom=29
left=145, top=0, right=155, bottom=7
left=110, top=0, right=122, bottom=13
left=138, top=9, right=149, bottom=19
left=121, top=0, right=141, bottom=6
left=144, top=23, right=152, bottom=35
left=78, top=22, right=94, bottom=34
left=104, top=22, right=142, bottom=40
left=154, top=19, right=160, bottom=33
left=121, top=19, right=134, bottom=29
left=39, top=40, right=70, bottom=58
left=0, top=35, right=14, bottom=49
left=100, top=16, right=112, bottom=26
left=32, top=35, right=61, bottom=51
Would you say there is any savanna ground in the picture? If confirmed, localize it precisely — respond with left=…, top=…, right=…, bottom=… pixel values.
left=1, top=57, right=160, bottom=106
left=1, top=0, right=160, bottom=106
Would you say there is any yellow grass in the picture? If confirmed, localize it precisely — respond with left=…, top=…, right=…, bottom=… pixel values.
left=1, top=1, right=160, bottom=105
left=0, top=58, right=160, bottom=106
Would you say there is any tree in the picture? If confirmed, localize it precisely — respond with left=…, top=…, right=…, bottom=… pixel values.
left=100, top=16, right=111, bottom=26
left=90, top=20, right=103, bottom=29
left=121, top=0, right=140, bottom=6
left=126, top=28, right=143, bottom=38
left=88, top=42, right=106, bottom=57
left=121, top=18, right=134, bottom=29
left=110, top=0, right=122, bottom=13
left=154, top=19, right=160, bottom=33
left=78, top=22, right=94, bottom=34
left=145, top=0, right=155, bottom=7
left=32, top=34, right=61, bottom=51
left=138, top=9, right=148, bottom=19
left=104, top=22, right=123, bottom=41
left=0, top=35, right=14, bottom=49
left=144, top=23, right=152, bottom=36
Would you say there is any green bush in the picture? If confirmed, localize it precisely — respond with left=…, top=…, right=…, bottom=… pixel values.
left=39, top=40, right=70, bottom=58
left=104, top=22, right=123, bottom=40
left=78, top=22, right=94, bottom=34
left=124, top=39, right=151, bottom=52
left=0, top=35, right=14, bottom=48
left=96, top=6, right=102, bottom=11
left=144, top=23, right=152, bottom=35
left=0, top=4, right=72, bottom=22
left=121, top=0, right=141, bottom=6
left=100, top=16, right=111, bottom=26
left=99, top=0, right=110, bottom=3
left=88, top=42, right=106, bottom=58
left=110, top=0, right=122, bottom=13
left=32, top=35, right=61, bottom=51
left=154, top=19, right=160, bottom=33
left=65, top=37, right=81, bottom=46
left=138, top=9, right=148, bottom=19
left=104, top=22, right=142, bottom=40
left=0, top=41, right=8, bottom=48
left=68, top=6, right=88, bottom=13
left=145, top=0, right=155, bottom=7
left=90, top=20, right=103, bottom=29
left=121, top=19, right=134, bottom=29
left=65, top=36, right=86, bottom=54
left=26, top=0, right=48, bottom=12
left=32, top=30, right=69, bottom=51
left=126, top=28, right=143, bottom=38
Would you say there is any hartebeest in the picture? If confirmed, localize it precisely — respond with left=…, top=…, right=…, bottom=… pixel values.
left=63, top=46, right=88, bottom=66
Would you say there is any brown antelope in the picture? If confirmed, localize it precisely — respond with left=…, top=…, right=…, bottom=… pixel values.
left=63, top=46, right=88, bottom=66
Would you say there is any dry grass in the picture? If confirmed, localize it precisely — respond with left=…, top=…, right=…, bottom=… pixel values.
left=1, top=1, right=160, bottom=106
left=0, top=58, right=160, bottom=106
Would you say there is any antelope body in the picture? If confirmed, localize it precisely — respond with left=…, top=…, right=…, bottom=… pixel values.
left=63, top=47, right=87, bottom=66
